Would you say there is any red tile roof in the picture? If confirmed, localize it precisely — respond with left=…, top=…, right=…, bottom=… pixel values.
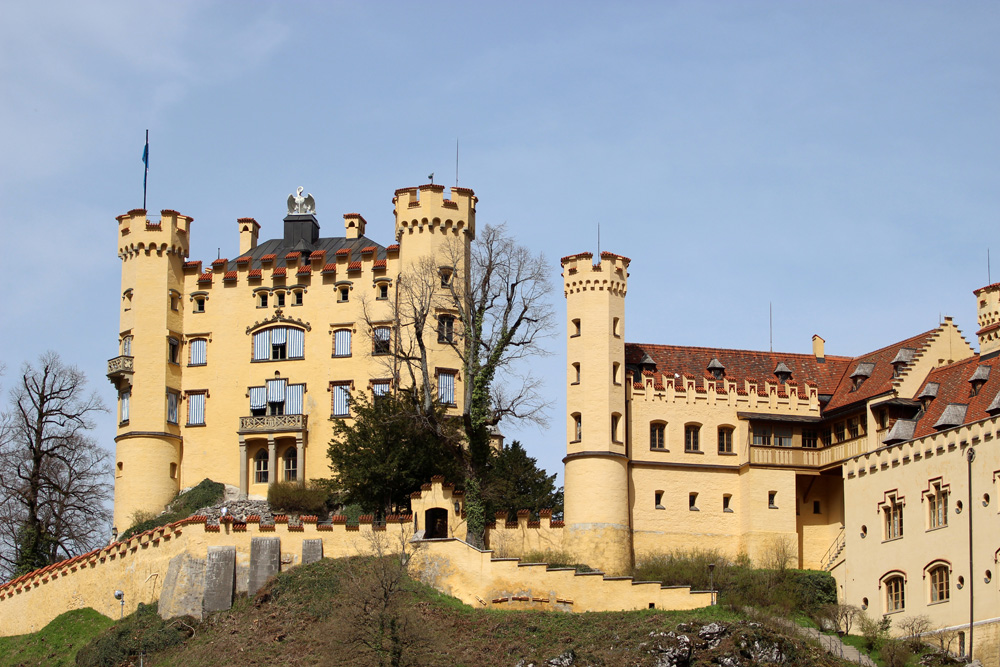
left=223, top=271, right=237, bottom=281
left=336, top=248, right=350, bottom=256
left=911, top=357, right=998, bottom=438
left=212, top=258, right=227, bottom=267
left=373, top=259, right=387, bottom=269
left=285, top=251, right=301, bottom=260
left=261, top=254, right=277, bottom=262
left=387, top=244, right=399, bottom=252
left=248, top=269, right=262, bottom=278
left=272, top=267, right=286, bottom=277
left=236, top=256, right=251, bottom=265
left=347, top=261, right=362, bottom=271
left=823, top=329, right=937, bottom=412
left=625, top=343, right=851, bottom=395
left=198, top=273, right=212, bottom=283
left=322, top=263, right=336, bottom=274
left=183, top=261, right=202, bottom=271
left=361, top=246, right=376, bottom=254
left=296, top=266, right=311, bottom=275
left=973, top=282, right=1000, bottom=296
left=309, top=250, right=326, bottom=260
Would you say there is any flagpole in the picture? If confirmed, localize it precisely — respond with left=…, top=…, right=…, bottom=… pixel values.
left=143, top=130, right=149, bottom=210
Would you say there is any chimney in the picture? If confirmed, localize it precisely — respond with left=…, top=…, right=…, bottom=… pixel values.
left=344, top=213, right=367, bottom=240
left=283, top=212, right=320, bottom=248
left=812, top=334, right=825, bottom=362
left=238, top=217, right=260, bottom=255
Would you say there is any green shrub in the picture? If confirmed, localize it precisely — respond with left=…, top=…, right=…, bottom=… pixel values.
left=75, top=603, right=193, bottom=667
left=520, top=549, right=594, bottom=572
left=119, top=479, right=225, bottom=540
left=267, top=481, right=330, bottom=514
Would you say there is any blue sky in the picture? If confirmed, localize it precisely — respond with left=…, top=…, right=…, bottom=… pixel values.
left=2, top=1, right=998, bottom=486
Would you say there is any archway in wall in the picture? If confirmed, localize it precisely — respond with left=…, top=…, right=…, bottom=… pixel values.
left=424, top=508, right=449, bottom=539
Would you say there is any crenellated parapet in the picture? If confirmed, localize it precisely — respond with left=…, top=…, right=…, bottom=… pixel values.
left=561, top=251, right=629, bottom=296
left=630, top=372, right=821, bottom=413
left=116, top=208, right=192, bottom=260
left=393, top=184, right=477, bottom=241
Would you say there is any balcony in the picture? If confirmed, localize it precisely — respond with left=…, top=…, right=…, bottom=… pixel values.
left=238, top=414, right=307, bottom=435
left=749, top=438, right=868, bottom=471
left=106, top=355, right=134, bottom=389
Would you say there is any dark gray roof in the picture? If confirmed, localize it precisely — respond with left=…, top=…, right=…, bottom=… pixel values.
left=737, top=411, right=822, bottom=423
left=918, top=382, right=939, bottom=399
left=933, top=403, right=968, bottom=429
left=883, top=419, right=917, bottom=445
left=986, top=390, right=1000, bottom=415
left=891, top=348, right=915, bottom=365
left=968, top=365, right=992, bottom=383
left=850, top=362, right=875, bottom=378
left=228, top=235, right=387, bottom=271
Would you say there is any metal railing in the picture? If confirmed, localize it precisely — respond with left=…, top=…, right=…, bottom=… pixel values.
left=821, top=527, right=846, bottom=571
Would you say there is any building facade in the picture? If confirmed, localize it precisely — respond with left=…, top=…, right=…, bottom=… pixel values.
left=108, top=184, right=476, bottom=529
left=562, top=251, right=1000, bottom=661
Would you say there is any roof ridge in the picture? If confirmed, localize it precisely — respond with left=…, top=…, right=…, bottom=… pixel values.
left=847, top=327, right=938, bottom=362
left=625, top=342, right=853, bottom=361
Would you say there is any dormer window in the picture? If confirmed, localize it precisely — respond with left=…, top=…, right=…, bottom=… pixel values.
left=933, top=403, right=968, bottom=431
left=707, top=358, right=725, bottom=380
left=850, top=362, right=874, bottom=391
left=638, top=351, right=656, bottom=375
left=918, top=382, right=939, bottom=411
left=891, top=348, right=915, bottom=379
left=968, top=365, right=991, bottom=397
left=774, top=362, right=792, bottom=384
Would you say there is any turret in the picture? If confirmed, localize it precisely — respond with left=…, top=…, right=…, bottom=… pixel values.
left=393, top=185, right=477, bottom=273
left=109, top=208, right=190, bottom=530
left=975, top=282, right=1000, bottom=360
left=560, top=250, right=632, bottom=575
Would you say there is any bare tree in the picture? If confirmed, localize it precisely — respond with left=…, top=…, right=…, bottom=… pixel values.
left=0, top=352, right=111, bottom=579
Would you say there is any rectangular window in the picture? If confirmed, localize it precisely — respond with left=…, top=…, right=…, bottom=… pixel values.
left=572, top=414, right=582, bottom=442
left=373, top=327, right=390, bottom=355
left=654, top=491, right=664, bottom=509
left=929, top=483, right=948, bottom=529
left=194, top=296, right=205, bottom=313
left=253, top=329, right=271, bottom=361
left=284, top=452, right=297, bottom=482
left=285, top=384, right=304, bottom=415
left=813, top=500, right=821, bottom=514
left=287, top=328, right=304, bottom=358
left=768, top=491, right=778, bottom=508
left=276, top=291, right=286, bottom=307
left=332, top=383, right=351, bottom=417
left=189, top=338, right=207, bottom=366
left=438, top=371, right=456, bottom=405
left=884, top=495, right=904, bottom=539
left=718, top=427, right=733, bottom=453
left=684, top=425, right=700, bottom=452
left=187, top=393, right=206, bottom=426
left=372, top=380, right=390, bottom=398
left=834, top=422, right=845, bottom=442
left=166, top=392, right=179, bottom=424
left=294, top=291, right=303, bottom=306
left=650, top=423, right=666, bottom=450
left=802, top=430, right=818, bottom=448
left=378, top=283, right=389, bottom=299
left=753, top=427, right=771, bottom=447
left=437, top=315, right=455, bottom=343
left=334, top=329, right=352, bottom=357
left=168, top=337, right=180, bottom=364
left=120, top=391, right=130, bottom=423
left=249, top=386, right=266, bottom=416
left=271, top=327, right=287, bottom=360
left=338, top=286, right=349, bottom=302
left=122, top=336, right=132, bottom=356
left=774, top=427, right=792, bottom=448
left=258, top=293, right=268, bottom=308
left=847, top=417, right=859, bottom=439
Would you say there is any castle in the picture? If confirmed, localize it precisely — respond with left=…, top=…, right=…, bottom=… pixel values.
left=107, top=184, right=475, bottom=530
left=560, top=250, right=1000, bottom=659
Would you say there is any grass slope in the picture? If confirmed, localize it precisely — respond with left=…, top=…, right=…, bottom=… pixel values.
left=86, top=558, right=852, bottom=667
left=0, top=608, right=114, bottom=667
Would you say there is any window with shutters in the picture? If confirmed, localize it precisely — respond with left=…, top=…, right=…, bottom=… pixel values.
left=331, top=382, right=351, bottom=417
left=437, top=370, right=456, bottom=406
left=252, top=326, right=305, bottom=361
left=371, top=379, right=391, bottom=400
left=248, top=382, right=304, bottom=416
left=373, top=326, right=390, bottom=355
left=166, top=391, right=179, bottom=424
left=120, top=391, right=130, bottom=424
left=187, top=392, right=206, bottom=426
left=333, top=329, right=352, bottom=357
left=189, top=338, right=207, bottom=366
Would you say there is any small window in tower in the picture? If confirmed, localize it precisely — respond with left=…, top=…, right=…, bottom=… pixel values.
left=170, top=293, right=179, bottom=311
left=167, top=337, right=180, bottom=364
left=377, top=283, right=389, bottom=300
left=654, top=491, right=664, bottom=510
left=276, top=291, right=286, bottom=307
left=611, top=413, right=622, bottom=443
left=571, top=413, right=582, bottom=443
left=194, top=296, right=205, bottom=313
left=723, top=494, right=733, bottom=513
left=571, top=319, right=581, bottom=337
left=813, top=500, right=821, bottom=514
left=339, top=286, right=350, bottom=302
left=768, top=491, right=778, bottom=509
left=613, top=362, right=621, bottom=385
left=612, top=317, right=621, bottom=338
left=571, top=362, right=581, bottom=385
left=123, top=289, right=133, bottom=311
left=689, top=493, right=699, bottom=511
left=258, top=292, right=268, bottom=308
left=440, top=268, right=452, bottom=287
left=170, top=462, right=177, bottom=479
left=166, top=391, right=179, bottom=424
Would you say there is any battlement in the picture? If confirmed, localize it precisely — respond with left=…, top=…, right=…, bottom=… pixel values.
left=630, top=371, right=821, bottom=413
left=393, top=184, right=477, bottom=240
left=561, top=251, right=629, bottom=296
left=975, top=283, right=1000, bottom=357
left=116, top=208, right=192, bottom=259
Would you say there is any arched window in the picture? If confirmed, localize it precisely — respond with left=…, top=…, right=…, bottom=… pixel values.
left=254, top=449, right=269, bottom=484
left=284, top=447, right=298, bottom=482
left=571, top=413, right=582, bottom=442
left=684, top=424, right=701, bottom=452
left=122, top=335, right=132, bottom=356
left=881, top=572, right=906, bottom=612
left=927, top=562, right=951, bottom=603
left=650, top=422, right=666, bottom=450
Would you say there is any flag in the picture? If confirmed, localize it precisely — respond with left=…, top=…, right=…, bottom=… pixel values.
left=142, top=139, right=149, bottom=170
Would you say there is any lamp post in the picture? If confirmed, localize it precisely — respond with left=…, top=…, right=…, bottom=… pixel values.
left=114, top=590, right=124, bottom=619
left=708, top=563, right=716, bottom=605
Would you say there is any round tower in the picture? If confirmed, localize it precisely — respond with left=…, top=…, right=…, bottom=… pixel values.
left=109, top=208, right=191, bottom=530
left=561, top=251, right=633, bottom=575
left=392, top=184, right=477, bottom=281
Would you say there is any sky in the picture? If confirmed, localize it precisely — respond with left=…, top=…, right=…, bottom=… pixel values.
left=1, top=1, right=998, bottom=487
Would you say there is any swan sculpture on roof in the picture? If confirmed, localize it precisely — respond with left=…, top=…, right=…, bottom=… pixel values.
left=287, top=186, right=316, bottom=215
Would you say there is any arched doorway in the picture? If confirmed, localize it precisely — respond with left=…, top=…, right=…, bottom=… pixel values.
left=424, top=507, right=449, bottom=539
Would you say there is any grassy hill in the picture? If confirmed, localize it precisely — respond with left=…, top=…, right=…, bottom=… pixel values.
left=0, top=608, right=114, bottom=667
left=69, top=556, right=851, bottom=667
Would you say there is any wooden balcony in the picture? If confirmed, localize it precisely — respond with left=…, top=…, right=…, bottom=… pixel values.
left=238, top=414, right=307, bottom=435
left=749, top=438, right=868, bottom=471
left=106, top=355, right=134, bottom=389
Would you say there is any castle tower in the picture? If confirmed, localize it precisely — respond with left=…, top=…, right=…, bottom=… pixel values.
left=561, top=251, right=632, bottom=575
left=108, top=208, right=191, bottom=530
left=393, top=184, right=477, bottom=279
left=975, top=282, right=1000, bottom=360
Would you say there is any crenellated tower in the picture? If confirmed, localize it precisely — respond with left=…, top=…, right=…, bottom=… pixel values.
left=561, top=251, right=632, bottom=575
left=975, top=281, right=1000, bottom=360
left=393, top=184, right=476, bottom=280
left=108, top=208, right=191, bottom=530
